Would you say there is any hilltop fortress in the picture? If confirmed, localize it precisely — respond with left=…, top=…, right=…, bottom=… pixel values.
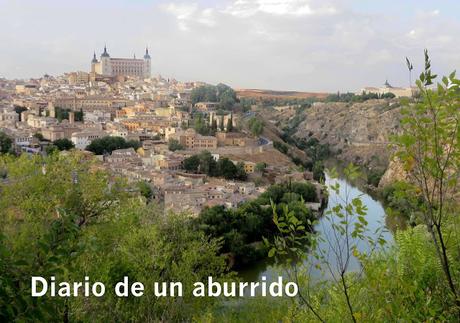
left=91, top=46, right=151, bottom=79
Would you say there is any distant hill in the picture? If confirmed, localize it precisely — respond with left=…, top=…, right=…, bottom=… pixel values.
left=236, top=89, right=329, bottom=100
left=273, top=99, right=402, bottom=169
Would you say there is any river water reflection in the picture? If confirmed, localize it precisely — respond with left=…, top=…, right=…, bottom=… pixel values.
left=239, top=172, right=395, bottom=283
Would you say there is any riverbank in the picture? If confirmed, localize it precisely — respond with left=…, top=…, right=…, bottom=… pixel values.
left=238, top=170, right=394, bottom=283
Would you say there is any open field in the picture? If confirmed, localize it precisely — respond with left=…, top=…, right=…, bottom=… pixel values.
left=236, top=88, right=329, bottom=100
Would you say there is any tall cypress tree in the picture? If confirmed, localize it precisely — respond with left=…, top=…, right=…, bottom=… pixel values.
left=220, top=115, right=225, bottom=131
left=226, top=114, right=233, bottom=132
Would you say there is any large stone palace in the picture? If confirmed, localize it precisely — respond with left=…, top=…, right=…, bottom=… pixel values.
left=91, top=46, right=151, bottom=78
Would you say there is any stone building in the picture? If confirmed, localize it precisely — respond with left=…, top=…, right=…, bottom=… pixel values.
left=170, top=128, right=217, bottom=150
left=91, top=46, right=151, bottom=78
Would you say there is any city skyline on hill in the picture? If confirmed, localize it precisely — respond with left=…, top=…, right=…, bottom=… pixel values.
left=1, top=0, right=460, bottom=92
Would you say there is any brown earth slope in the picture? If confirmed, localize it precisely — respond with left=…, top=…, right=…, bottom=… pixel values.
left=294, top=100, right=401, bottom=168
left=264, top=99, right=402, bottom=170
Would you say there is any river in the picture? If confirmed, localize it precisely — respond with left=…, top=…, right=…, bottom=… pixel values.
left=239, top=171, right=396, bottom=283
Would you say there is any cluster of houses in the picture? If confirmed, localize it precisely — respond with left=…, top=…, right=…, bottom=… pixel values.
left=0, top=74, right=321, bottom=215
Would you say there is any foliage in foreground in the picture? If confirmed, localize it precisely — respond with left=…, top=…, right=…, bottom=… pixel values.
left=198, top=226, right=455, bottom=322
left=392, top=51, right=460, bottom=309
left=197, top=52, right=460, bottom=322
left=0, top=152, right=228, bottom=322
left=1, top=51, right=459, bottom=323
left=199, top=164, right=458, bottom=322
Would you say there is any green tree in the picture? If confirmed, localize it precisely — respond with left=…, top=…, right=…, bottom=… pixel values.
left=211, top=117, right=218, bottom=131
left=125, top=139, right=141, bottom=150
left=219, top=91, right=237, bottom=110
left=0, top=152, right=228, bottom=322
left=0, top=132, right=12, bottom=154
left=255, top=162, right=267, bottom=173
left=220, top=115, right=225, bottom=131
left=273, top=141, right=288, bottom=154
left=14, top=105, right=27, bottom=114
left=226, top=114, right=233, bottom=132
left=217, top=158, right=238, bottom=179
left=33, top=133, right=45, bottom=141
left=45, top=144, right=58, bottom=155
left=381, top=92, right=396, bottom=99
left=235, top=162, right=247, bottom=181
left=266, top=165, right=386, bottom=323
left=193, top=114, right=210, bottom=135
left=291, top=182, right=317, bottom=202
left=85, top=136, right=140, bottom=155
left=393, top=51, right=460, bottom=308
left=54, top=107, right=83, bottom=122
left=53, top=138, right=74, bottom=151
left=137, top=180, right=153, bottom=201
left=191, top=85, right=218, bottom=104
left=183, top=155, right=200, bottom=172
left=312, top=161, right=325, bottom=182
left=217, top=83, right=238, bottom=110
left=168, top=138, right=183, bottom=151
left=248, top=117, right=264, bottom=137
left=382, top=181, right=422, bottom=221
left=76, top=108, right=84, bottom=122
left=367, top=168, right=384, bottom=187
left=0, top=152, right=127, bottom=321
left=198, top=150, right=217, bottom=175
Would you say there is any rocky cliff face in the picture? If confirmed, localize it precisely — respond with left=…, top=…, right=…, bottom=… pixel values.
left=293, top=99, right=402, bottom=169
left=378, top=158, right=408, bottom=187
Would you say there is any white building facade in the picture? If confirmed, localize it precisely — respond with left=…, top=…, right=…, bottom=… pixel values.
left=91, top=46, right=151, bottom=78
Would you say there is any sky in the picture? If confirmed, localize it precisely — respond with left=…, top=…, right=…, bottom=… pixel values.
left=1, top=0, right=459, bottom=92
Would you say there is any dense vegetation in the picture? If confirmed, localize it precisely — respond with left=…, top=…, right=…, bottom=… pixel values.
left=167, top=138, right=183, bottom=151
left=190, top=112, right=234, bottom=136
left=183, top=150, right=247, bottom=181
left=294, top=137, right=331, bottom=164
left=46, top=138, right=75, bottom=154
left=273, top=140, right=288, bottom=154
left=54, top=107, right=84, bottom=122
left=85, top=136, right=141, bottom=155
left=277, top=117, right=331, bottom=178
left=243, top=96, right=316, bottom=107
left=366, top=168, right=385, bottom=187
left=382, top=181, right=423, bottom=223
left=0, top=152, right=228, bottom=322
left=239, top=90, right=395, bottom=108
left=247, top=117, right=264, bottom=137
left=325, top=91, right=396, bottom=103
left=200, top=51, right=460, bottom=322
left=195, top=181, right=318, bottom=267
left=0, top=131, right=13, bottom=154
left=0, top=151, right=318, bottom=319
left=52, top=138, right=75, bottom=151
left=1, top=52, right=459, bottom=322
left=136, top=180, right=154, bottom=201
left=191, top=83, right=238, bottom=110
left=282, top=104, right=309, bottom=135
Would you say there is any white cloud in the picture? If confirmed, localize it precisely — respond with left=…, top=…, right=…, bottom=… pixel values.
left=162, top=3, right=216, bottom=31
left=1, top=0, right=460, bottom=91
left=223, top=0, right=337, bottom=17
